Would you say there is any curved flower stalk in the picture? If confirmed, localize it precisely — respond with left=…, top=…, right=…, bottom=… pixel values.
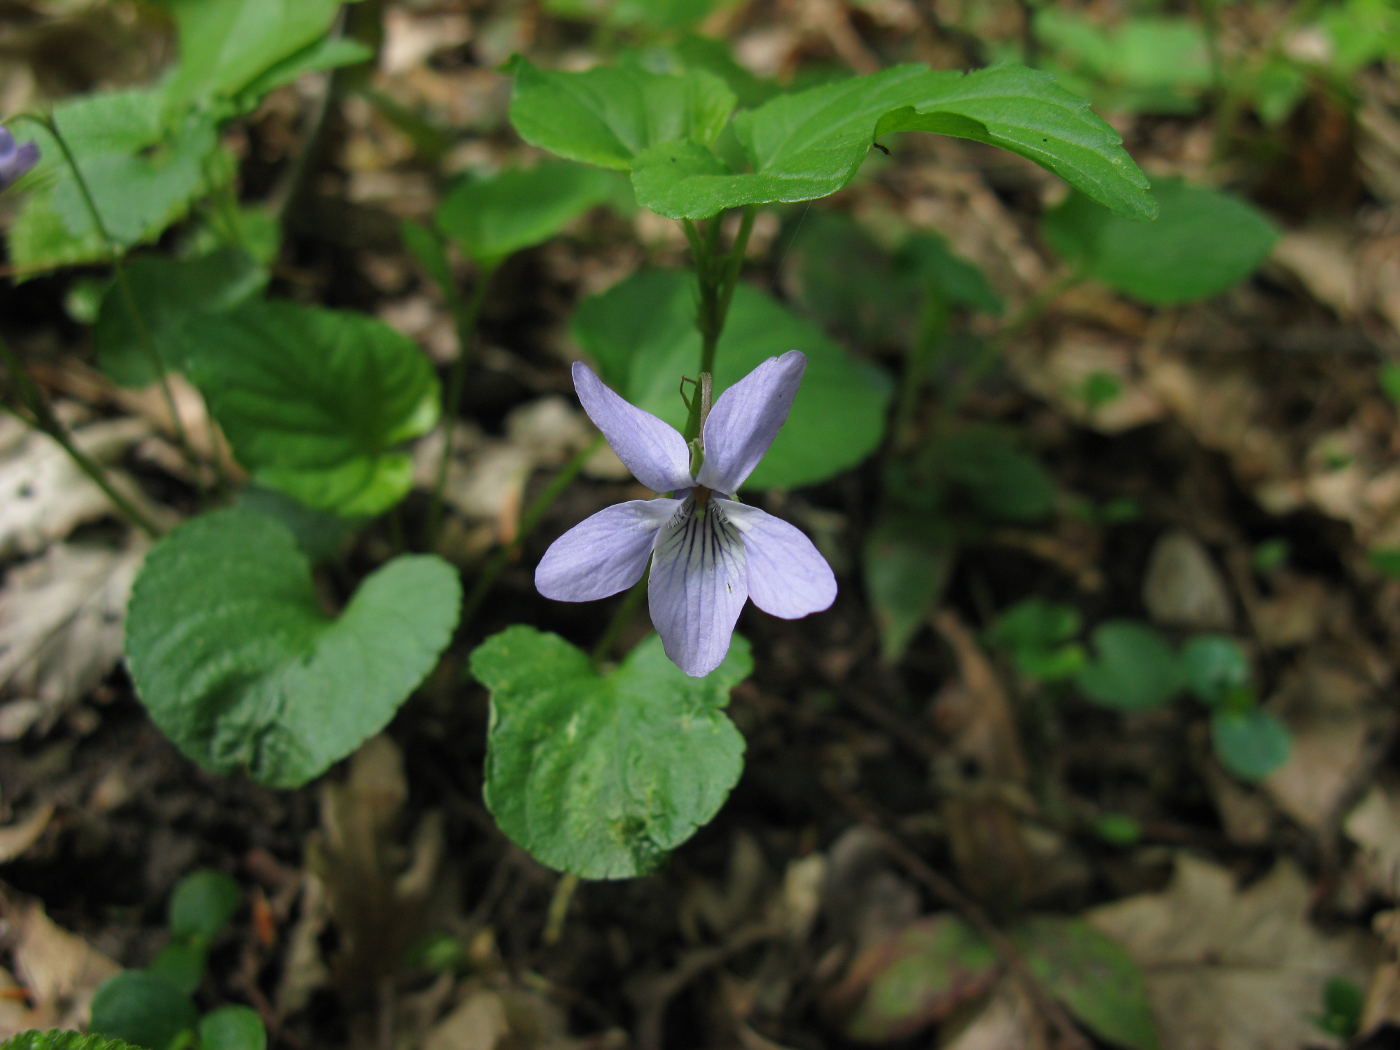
left=0, top=126, right=38, bottom=190
left=537, top=351, right=837, bottom=677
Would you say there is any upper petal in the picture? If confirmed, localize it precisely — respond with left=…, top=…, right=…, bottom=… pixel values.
left=696, top=350, right=806, bottom=494
left=573, top=362, right=692, bottom=493
left=719, top=499, right=835, bottom=619
left=648, top=497, right=749, bottom=677
left=536, top=498, right=679, bottom=602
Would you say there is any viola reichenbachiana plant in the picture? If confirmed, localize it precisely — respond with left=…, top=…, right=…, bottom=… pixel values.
left=2, top=0, right=1175, bottom=880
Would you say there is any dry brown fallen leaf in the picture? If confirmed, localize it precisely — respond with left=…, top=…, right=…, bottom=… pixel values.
left=0, top=882, right=120, bottom=1037
left=1359, top=911, right=1400, bottom=1038
left=1261, top=654, right=1384, bottom=834
left=411, top=396, right=617, bottom=558
left=1344, top=774, right=1400, bottom=901
left=1087, top=854, right=1377, bottom=1050
left=0, top=804, right=54, bottom=865
left=1141, top=529, right=1235, bottom=631
left=939, top=977, right=1047, bottom=1050
left=0, top=413, right=167, bottom=559
left=0, top=541, right=146, bottom=740
left=302, top=733, right=450, bottom=1048
left=423, top=984, right=584, bottom=1050
left=1012, top=327, right=1169, bottom=434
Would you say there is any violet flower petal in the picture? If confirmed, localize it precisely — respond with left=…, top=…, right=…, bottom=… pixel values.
left=573, top=362, right=693, bottom=494
left=0, top=127, right=39, bottom=190
left=696, top=350, right=806, bottom=494
left=719, top=499, right=836, bottom=619
left=648, top=497, right=748, bottom=677
left=536, top=498, right=680, bottom=601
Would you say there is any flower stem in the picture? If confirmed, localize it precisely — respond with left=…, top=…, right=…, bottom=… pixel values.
left=426, top=262, right=497, bottom=548
left=682, top=205, right=757, bottom=443
left=22, top=113, right=206, bottom=496
left=458, top=433, right=604, bottom=630
left=0, top=335, right=160, bottom=538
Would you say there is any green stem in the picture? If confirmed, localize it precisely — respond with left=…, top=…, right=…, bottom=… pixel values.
left=0, top=337, right=160, bottom=538
left=682, top=206, right=757, bottom=443
left=458, top=434, right=604, bottom=630
left=426, top=264, right=496, bottom=548
left=590, top=570, right=649, bottom=665
left=24, top=113, right=205, bottom=493
left=715, top=205, right=756, bottom=328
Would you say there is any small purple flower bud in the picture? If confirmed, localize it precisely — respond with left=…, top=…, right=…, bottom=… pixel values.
left=0, top=125, right=40, bottom=191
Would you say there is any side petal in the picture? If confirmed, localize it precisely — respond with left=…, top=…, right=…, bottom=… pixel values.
left=536, top=498, right=679, bottom=601
left=573, top=362, right=692, bottom=493
left=648, top=498, right=749, bottom=677
left=719, top=499, right=836, bottom=619
left=696, top=350, right=806, bottom=494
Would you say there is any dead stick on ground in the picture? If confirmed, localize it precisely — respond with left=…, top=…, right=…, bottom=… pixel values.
left=824, top=776, right=1092, bottom=1050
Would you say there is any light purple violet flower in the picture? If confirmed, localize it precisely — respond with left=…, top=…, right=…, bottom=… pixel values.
left=0, top=126, right=39, bottom=191
left=536, top=350, right=837, bottom=677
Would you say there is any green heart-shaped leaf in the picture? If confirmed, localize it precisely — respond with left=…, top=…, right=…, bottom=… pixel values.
left=864, top=511, right=954, bottom=665
left=9, top=89, right=226, bottom=273
left=571, top=268, right=890, bottom=489
left=436, top=161, right=621, bottom=266
left=160, top=0, right=345, bottom=106
left=1043, top=178, right=1278, bottom=304
left=1211, top=707, right=1291, bottom=781
left=1076, top=620, right=1183, bottom=710
left=509, top=57, right=736, bottom=171
left=1180, top=634, right=1250, bottom=707
left=94, top=247, right=267, bottom=387
left=472, top=627, right=750, bottom=879
left=90, top=971, right=198, bottom=1050
left=168, top=869, right=239, bottom=942
left=1012, top=916, right=1161, bottom=1050
left=126, top=509, right=461, bottom=788
left=629, top=63, right=1155, bottom=219
left=183, top=300, right=440, bottom=516
left=198, top=1006, right=267, bottom=1050
left=841, top=916, right=998, bottom=1041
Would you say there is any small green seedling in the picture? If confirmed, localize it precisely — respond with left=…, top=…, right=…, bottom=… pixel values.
left=88, top=869, right=265, bottom=1050
left=985, top=598, right=1085, bottom=682
left=988, top=607, right=1291, bottom=783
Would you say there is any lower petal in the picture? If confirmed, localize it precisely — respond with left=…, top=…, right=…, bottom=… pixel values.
left=536, top=499, right=679, bottom=602
left=648, top=498, right=749, bottom=677
left=718, top=499, right=836, bottom=619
